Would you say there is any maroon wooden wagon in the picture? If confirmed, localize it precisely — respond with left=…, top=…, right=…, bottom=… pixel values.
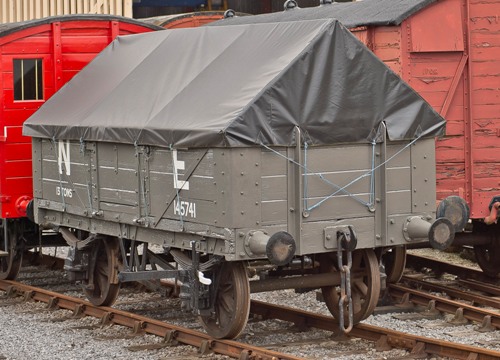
left=212, top=0, right=500, bottom=275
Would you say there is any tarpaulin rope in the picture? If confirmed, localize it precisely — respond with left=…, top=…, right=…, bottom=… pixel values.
left=50, top=137, right=67, bottom=210
left=169, top=144, right=184, bottom=227
left=136, top=144, right=151, bottom=219
left=260, top=142, right=369, bottom=209
left=50, top=137, right=90, bottom=212
left=79, top=138, right=93, bottom=211
left=260, top=134, right=423, bottom=214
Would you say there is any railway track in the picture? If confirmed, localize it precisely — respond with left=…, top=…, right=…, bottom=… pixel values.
left=405, top=253, right=495, bottom=283
left=2, top=251, right=500, bottom=359
left=0, top=278, right=301, bottom=360
left=2, top=273, right=500, bottom=359
left=386, top=252, right=500, bottom=333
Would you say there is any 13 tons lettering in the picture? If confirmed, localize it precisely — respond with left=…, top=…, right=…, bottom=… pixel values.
left=56, top=186, right=73, bottom=198
left=173, top=200, right=196, bottom=218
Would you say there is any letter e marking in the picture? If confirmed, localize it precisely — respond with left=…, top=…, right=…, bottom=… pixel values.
left=172, top=149, right=189, bottom=190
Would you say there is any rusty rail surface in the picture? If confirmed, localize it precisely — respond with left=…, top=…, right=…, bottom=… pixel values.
left=250, top=300, right=500, bottom=360
left=401, top=275, right=500, bottom=309
left=0, top=280, right=303, bottom=360
left=406, top=253, right=493, bottom=282
left=3, top=278, right=500, bottom=359
left=389, top=283, right=500, bottom=330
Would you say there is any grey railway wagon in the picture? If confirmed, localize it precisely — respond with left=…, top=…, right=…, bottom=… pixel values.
left=24, top=19, right=452, bottom=338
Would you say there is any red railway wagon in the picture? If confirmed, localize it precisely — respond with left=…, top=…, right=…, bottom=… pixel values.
left=212, top=0, right=500, bottom=275
left=141, top=11, right=227, bottom=28
left=0, top=15, right=162, bottom=279
left=141, top=10, right=250, bottom=29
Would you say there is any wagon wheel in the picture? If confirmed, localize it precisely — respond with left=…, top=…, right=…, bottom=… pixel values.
left=199, top=262, right=250, bottom=339
left=473, top=222, right=500, bottom=278
left=321, top=249, right=380, bottom=325
left=474, top=244, right=500, bottom=277
left=0, top=225, right=23, bottom=280
left=83, top=237, right=121, bottom=306
left=383, top=246, right=406, bottom=284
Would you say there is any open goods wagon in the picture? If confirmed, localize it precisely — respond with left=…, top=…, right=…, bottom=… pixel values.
left=0, top=15, right=162, bottom=280
left=214, top=0, right=500, bottom=275
left=24, top=19, right=452, bottom=338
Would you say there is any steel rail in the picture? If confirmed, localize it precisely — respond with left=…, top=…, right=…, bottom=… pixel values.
left=250, top=300, right=500, bottom=360
left=389, top=283, right=500, bottom=329
left=458, top=278, right=500, bottom=297
left=406, top=253, right=490, bottom=282
left=0, top=279, right=303, bottom=360
left=401, top=276, right=500, bottom=309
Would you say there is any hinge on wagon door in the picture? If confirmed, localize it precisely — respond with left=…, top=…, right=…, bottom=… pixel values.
left=0, top=196, right=11, bottom=203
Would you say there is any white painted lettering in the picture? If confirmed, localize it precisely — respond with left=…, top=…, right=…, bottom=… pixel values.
left=172, top=149, right=189, bottom=190
left=58, top=140, right=71, bottom=176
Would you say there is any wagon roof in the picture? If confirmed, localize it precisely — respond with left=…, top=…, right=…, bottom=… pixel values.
left=0, top=14, right=162, bottom=38
left=23, top=19, right=445, bottom=148
left=141, top=11, right=227, bottom=27
left=209, top=0, right=436, bottom=28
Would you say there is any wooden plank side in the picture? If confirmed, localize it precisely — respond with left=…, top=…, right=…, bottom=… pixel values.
left=261, top=176, right=287, bottom=201
left=351, top=28, right=369, bottom=47
left=471, top=32, right=500, bottom=48
left=471, top=47, right=500, bottom=61
left=472, top=104, right=500, bottom=119
left=61, top=53, right=99, bottom=70
left=302, top=193, right=371, bottom=222
left=469, top=1, right=500, bottom=18
left=60, top=22, right=112, bottom=33
left=3, top=159, right=32, bottom=178
left=469, top=18, right=500, bottom=32
left=305, top=146, right=371, bottom=171
left=0, top=125, right=31, bottom=142
left=3, top=142, right=31, bottom=160
left=147, top=148, right=220, bottom=225
left=1, top=37, right=51, bottom=54
left=260, top=149, right=287, bottom=177
left=471, top=59, right=500, bottom=77
left=473, top=119, right=500, bottom=148
left=408, top=0, right=464, bottom=52
left=474, top=162, right=500, bottom=179
left=415, top=90, right=448, bottom=108
left=60, top=35, right=113, bottom=53
left=373, top=26, right=401, bottom=54
left=372, top=47, right=401, bottom=63
left=2, top=108, right=44, bottom=125
left=261, top=201, right=287, bottom=225
left=387, top=190, right=411, bottom=214
left=435, top=136, right=465, bottom=162
left=408, top=60, right=461, bottom=92
left=3, top=177, right=32, bottom=196
left=472, top=89, right=500, bottom=105
left=436, top=163, right=465, bottom=182
left=445, top=120, right=465, bottom=136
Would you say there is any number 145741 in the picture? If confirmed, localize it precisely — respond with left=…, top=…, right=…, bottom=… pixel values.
left=173, top=200, right=197, bottom=218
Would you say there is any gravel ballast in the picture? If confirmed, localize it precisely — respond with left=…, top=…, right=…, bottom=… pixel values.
left=1, top=248, right=500, bottom=359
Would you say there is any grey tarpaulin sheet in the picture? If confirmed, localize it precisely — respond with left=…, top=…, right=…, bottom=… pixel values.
left=209, top=0, right=436, bottom=29
left=23, top=19, right=445, bottom=148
